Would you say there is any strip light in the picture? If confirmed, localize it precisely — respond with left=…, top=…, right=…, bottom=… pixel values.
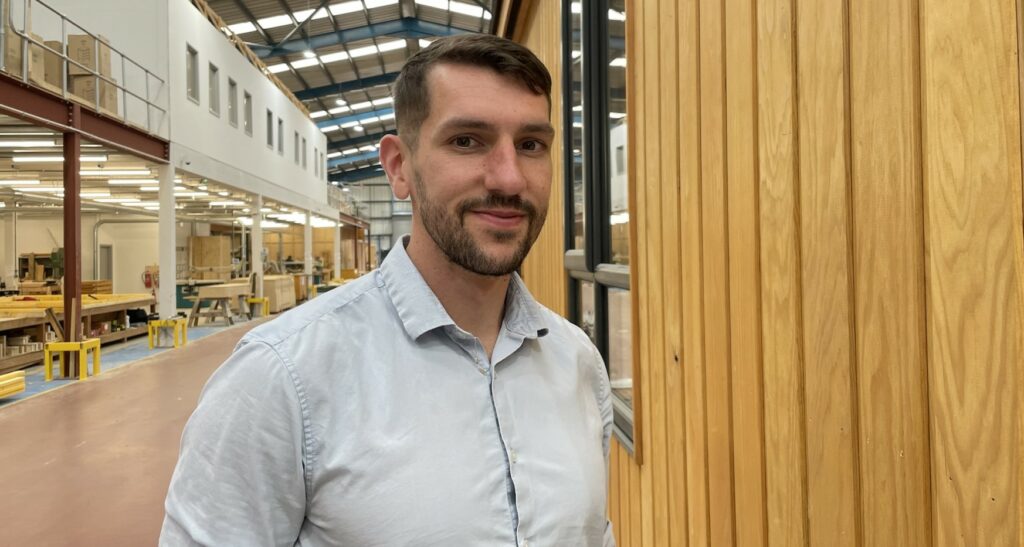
left=14, top=155, right=108, bottom=162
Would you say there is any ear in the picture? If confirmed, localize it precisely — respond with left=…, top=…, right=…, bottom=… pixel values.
left=379, top=134, right=412, bottom=200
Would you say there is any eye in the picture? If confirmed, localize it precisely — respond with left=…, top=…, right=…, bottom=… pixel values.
left=520, top=139, right=547, bottom=152
left=452, top=135, right=475, bottom=148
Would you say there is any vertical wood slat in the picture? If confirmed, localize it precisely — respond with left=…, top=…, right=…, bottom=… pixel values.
left=793, top=0, right=861, bottom=544
left=657, top=0, right=688, bottom=544
left=921, top=0, right=1024, bottom=543
left=848, top=0, right=933, bottom=544
left=640, top=0, right=670, bottom=543
left=755, top=0, right=810, bottom=543
left=678, top=0, right=711, bottom=544
left=609, top=442, right=621, bottom=544
left=698, top=0, right=737, bottom=544
left=724, top=0, right=768, bottom=544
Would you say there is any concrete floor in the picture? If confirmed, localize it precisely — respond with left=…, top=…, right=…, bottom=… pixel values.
left=0, top=318, right=268, bottom=546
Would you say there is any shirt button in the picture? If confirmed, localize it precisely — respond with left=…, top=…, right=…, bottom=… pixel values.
left=510, top=450, right=518, bottom=464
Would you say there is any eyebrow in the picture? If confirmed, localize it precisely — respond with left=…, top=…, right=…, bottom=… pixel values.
left=436, top=117, right=556, bottom=139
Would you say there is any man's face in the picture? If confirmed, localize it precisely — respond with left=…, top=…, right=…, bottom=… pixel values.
left=401, top=63, right=554, bottom=276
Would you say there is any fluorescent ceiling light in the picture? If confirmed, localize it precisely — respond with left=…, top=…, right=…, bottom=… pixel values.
left=418, top=39, right=434, bottom=48
left=81, top=169, right=151, bottom=176
left=80, top=192, right=111, bottom=198
left=197, top=185, right=208, bottom=190
left=571, top=50, right=582, bottom=59
left=321, top=125, right=340, bottom=133
left=342, top=148, right=359, bottom=155
left=291, top=58, right=319, bottom=70
left=217, top=191, right=230, bottom=196
left=14, top=186, right=62, bottom=193
left=175, top=191, right=209, bottom=198
left=0, top=140, right=56, bottom=147
left=94, top=198, right=141, bottom=203
left=139, top=186, right=159, bottom=192
left=327, top=151, right=341, bottom=158
left=361, top=116, right=380, bottom=124
left=371, top=97, right=393, bottom=106
left=609, top=112, right=626, bottom=119
left=610, top=57, right=627, bottom=67
left=257, top=14, right=293, bottom=30
left=379, top=112, right=395, bottom=121
left=267, top=63, right=290, bottom=74
left=0, top=180, right=40, bottom=185
left=571, top=2, right=581, bottom=13
left=350, top=101, right=373, bottom=110
left=609, top=9, right=626, bottom=21
left=0, top=132, right=52, bottom=137
left=303, top=51, right=317, bottom=59
left=364, top=0, right=399, bottom=8
left=310, top=110, right=328, bottom=118
left=353, top=125, right=364, bottom=133
left=359, top=145, right=376, bottom=152
left=335, top=98, right=347, bottom=106
left=14, top=154, right=108, bottom=162
left=108, top=179, right=158, bottom=185
left=143, top=206, right=160, bottom=210
left=210, top=201, right=246, bottom=207
left=319, top=51, right=349, bottom=64
left=328, top=105, right=350, bottom=115
left=340, top=121, right=360, bottom=129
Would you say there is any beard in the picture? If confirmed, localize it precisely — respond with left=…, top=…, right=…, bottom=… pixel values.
left=412, top=169, right=547, bottom=276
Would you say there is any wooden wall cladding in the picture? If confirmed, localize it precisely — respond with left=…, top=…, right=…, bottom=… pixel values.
left=515, top=0, right=1024, bottom=544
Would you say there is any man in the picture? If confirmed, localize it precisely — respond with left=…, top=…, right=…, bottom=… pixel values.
left=161, top=34, right=614, bottom=547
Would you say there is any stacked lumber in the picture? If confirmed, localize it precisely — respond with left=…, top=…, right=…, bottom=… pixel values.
left=82, top=280, right=113, bottom=294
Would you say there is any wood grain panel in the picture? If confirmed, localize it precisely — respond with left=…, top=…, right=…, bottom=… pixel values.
left=640, top=0, right=670, bottom=543
left=793, top=0, right=861, bottom=544
left=755, top=0, right=810, bottom=543
left=698, top=0, right=737, bottom=543
left=921, top=0, right=1024, bottom=543
left=679, top=0, right=711, bottom=544
left=656, top=0, right=688, bottom=544
left=847, top=0, right=933, bottom=544
left=609, top=440, right=620, bottom=543
left=518, top=0, right=566, bottom=315
left=724, top=0, right=768, bottom=544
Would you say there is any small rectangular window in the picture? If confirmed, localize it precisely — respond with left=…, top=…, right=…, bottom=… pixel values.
left=314, top=147, right=319, bottom=177
left=243, top=91, right=252, bottom=135
left=277, top=118, right=284, bottom=155
left=185, top=45, right=198, bottom=103
left=208, top=63, right=220, bottom=116
left=228, top=79, right=238, bottom=127
left=302, top=137, right=307, bottom=169
left=266, top=109, right=273, bottom=147
left=294, top=131, right=300, bottom=164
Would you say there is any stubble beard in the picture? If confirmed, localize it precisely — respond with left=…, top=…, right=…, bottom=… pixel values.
left=412, top=169, right=547, bottom=276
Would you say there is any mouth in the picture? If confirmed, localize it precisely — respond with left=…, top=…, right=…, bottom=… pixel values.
left=468, top=208, right=527, bottom=230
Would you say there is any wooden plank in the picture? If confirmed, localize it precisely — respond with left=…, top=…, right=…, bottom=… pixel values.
left=629, top=450, right=641, bottom=547
left=793, top=0, right=861, bottom=544
left=618, top=442, right=631, bottom=545
left=847, top=0, right=933, bottom=544
left=698, top=0, right=737, bottom=543
left=656, top=0, right=687, bottom=545
left=921, top=0, right=1024, bottom=543
left=755, top=0, right=810, bottom=543
left=679, top=0, right=710, bottom=543
left=641, top=0, right=669, bottom=544
left=724, top=0, right=768, bottom=543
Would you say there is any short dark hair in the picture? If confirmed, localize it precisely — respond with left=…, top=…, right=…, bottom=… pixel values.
left=392, top=33, right=552, bottom=147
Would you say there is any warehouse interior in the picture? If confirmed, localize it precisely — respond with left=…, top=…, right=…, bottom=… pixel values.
left=1, top=0, right=1022, bottom=545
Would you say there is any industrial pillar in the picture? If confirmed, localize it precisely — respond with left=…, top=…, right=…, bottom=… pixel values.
left=157, top=163, right=176, bottom=317
left=61, top=122, right=82, bottom=376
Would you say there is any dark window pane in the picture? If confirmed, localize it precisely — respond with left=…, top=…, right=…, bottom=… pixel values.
left=607, top=0, right=629, bottom=266
left=569, top=1, right=585, bottom=250
left=578, top=280, right=596, bottom=342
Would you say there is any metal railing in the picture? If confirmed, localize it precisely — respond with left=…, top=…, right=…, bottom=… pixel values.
left=0, top=0, right=168, bottom=138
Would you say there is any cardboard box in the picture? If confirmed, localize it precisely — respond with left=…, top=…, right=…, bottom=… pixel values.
left=66, top=33, right=111, bottom=76
left=42, top=39, right=63, bottom=89
left=69, top=74, right=118, bottom=113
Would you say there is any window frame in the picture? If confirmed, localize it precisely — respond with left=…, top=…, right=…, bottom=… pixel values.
left=561, top=0, right=638, bottom=458
left=228, top=78, right=238, bottom=127
left=243, top=91, right=253, bottom=136
left=278, top=118, right=284, bottom=155
left=266, top=109, right=274, bottom=148
left=185, top=44, right=199, bottom=104
left=208, top=62, right=220, bottom=117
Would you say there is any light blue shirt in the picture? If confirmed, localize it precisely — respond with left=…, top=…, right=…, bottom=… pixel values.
left=160, top=238, right=615, bottom=546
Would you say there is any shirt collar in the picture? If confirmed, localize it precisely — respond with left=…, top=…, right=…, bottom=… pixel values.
left=380, top=235, right=549, bottom=341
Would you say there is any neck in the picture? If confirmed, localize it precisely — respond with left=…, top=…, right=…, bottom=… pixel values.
left=404, top=233, right=511, bottom=356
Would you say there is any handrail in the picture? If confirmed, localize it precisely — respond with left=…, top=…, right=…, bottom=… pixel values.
left=1, top=0, right=168, bottom=137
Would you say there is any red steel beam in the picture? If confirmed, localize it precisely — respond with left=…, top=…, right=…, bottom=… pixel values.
left=0, top=72, right=168, bottom=163
left=62, top=125, right=82, bottom=374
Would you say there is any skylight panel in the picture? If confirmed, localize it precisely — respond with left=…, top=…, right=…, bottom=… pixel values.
left=293, top=8, right=330, bottom=21
left=350, top=101, right=373, bottom=110
left=311, top=110, right=329, bottom=118
left=415, top=0, right=448, bottom=9
left=329, top=1, right=364, bottom=15
left=266, top=63, right=290, bottom=74
left=291, top=58, right=320, bottom=69
left=449, top=1, right=483, bottom=17
left=328, top=106, right=351, bottom=115
left=320, top=51, right=350, bottom=64
left=377, top=39, right=407, bottom=52
left=348, top=45, right=379, bottom=58
left=364, top=0, right=400, bottom=8
left=226, top=21, right=257, bottom=35
left=257, top=14, right=294, bottom=30
left=371, top=97, right=393, bottom=106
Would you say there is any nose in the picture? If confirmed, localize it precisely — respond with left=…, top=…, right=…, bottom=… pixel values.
left=483, top=139, right=528, bottom=196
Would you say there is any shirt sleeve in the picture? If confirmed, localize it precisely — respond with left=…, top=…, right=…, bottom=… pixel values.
left=591, top=344, right=617, bottom=547
left=160, top=338, right=308, bottom=547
